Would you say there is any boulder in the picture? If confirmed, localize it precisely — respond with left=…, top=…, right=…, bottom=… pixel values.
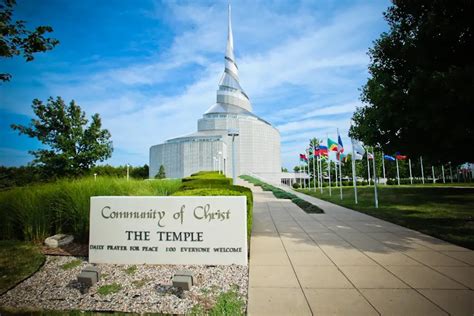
left=44, top=234, right=74, bottom=248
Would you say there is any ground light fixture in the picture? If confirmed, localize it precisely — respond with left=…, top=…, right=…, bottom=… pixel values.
left=172, top=270, right=194, bottom=291
left=227, top=129, right=239, bottom=184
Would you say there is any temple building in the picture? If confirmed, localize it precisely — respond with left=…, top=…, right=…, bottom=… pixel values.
left=149, top=5, right=281, bottom=182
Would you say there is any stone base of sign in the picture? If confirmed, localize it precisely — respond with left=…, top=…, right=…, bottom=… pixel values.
left=172, top=270, right=194, bottom=290
left=44, top=234, right=74, bottom=248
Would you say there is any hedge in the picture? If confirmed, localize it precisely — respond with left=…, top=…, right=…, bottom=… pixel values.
left=240, top=175, right=324, bottom=214
left=180, top=178, right=233, bottom=190
left=174, top=172, right=253, bottom=241
left=173, top=187, right=253, bottom=241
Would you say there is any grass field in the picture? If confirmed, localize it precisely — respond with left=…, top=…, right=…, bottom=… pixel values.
left=0, top=240, right=45, bottom=295
left=299, top=185, right=474, bottom=249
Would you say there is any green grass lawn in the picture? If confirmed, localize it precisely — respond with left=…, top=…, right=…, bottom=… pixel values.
left=299, top=185, right=474, bottom=249
left=0, top=240, right=45, bottom=295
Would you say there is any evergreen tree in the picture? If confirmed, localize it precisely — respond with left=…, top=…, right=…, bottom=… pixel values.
left=155, top=165, right=166, bottom=179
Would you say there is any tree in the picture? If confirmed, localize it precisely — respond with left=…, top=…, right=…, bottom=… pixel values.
left=90, top=164, right=149, bottom=179
left=131, top=164, right=149, bottom=179
left=155, top=165, right=166, bottom=179
left=1, top=0, right=59, bottom=81
left=350, top=1, right=474, bottom=164
left=11, top=97, right=113, bottom=178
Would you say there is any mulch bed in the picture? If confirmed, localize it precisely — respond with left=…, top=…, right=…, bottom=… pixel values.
left=41, top=243, right=88, bottom=257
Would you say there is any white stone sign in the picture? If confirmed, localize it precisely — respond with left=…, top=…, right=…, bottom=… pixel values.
left=89, top=196, right=247, bottom=265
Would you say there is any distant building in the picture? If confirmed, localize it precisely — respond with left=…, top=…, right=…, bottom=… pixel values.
left=149, top=5, right=281, bottom=182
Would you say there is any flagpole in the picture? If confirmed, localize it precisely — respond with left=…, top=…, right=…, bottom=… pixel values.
left=372, top=148, right=379, bottom=208
left=303, top=163, right=306, bottom=189
left=420, top=156, right=425, bottom=184
left=339, top=158, right=343, bottom=200
left=337, top=128, right=343, bottom=200
left=367, top=150, right=371, bottom=186
left=335, top=161, right=338, bottom=187
left=409, top=158, right=413, bottom=184
left=432, top=166, right=435, bottom=184
left=319, top=156, right=324, bottom=193
left=382, top=151, right=386, bottom=185
left=307, top=149, right=311, bottom=190
left=351, top=142, right=358, bottom=204
left=449, top=162, right=453, bottom=183
left=328, top=159, right=332, bottom=196
left=307, top=152, right=311, bottom=189
left=327, top=134, right=332, bottom=196
left=442, top=165, right=446, bottom=183
left=396, top=158, right=400, bottom=185
left=299, top=167, right=302, bottom=187
left=312, top=146, right=316, bottom=191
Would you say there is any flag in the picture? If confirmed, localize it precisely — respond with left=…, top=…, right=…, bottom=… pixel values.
left=351, top=139, right=365, bottom=160
left=395, top=152, right=407, bottom=160
left=337, top=134, right=344, bottom=154
left=338, top=153, right=347, bottom=162
left=319, top=145, right=328, bottom=157
left=300, top=153, right=308, bottom=162
left=384, top=155, right=396, bottom=161
left=308, top=148, right=314, bottom=158
left=328, top=138, right=338, bottom=152
left=313, top=144, right=320, bottom=156
left=367, top=153, right=374, bottom=160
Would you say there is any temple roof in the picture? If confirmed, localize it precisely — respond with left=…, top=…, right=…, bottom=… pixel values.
left=205, top=4, right=253, bottom=114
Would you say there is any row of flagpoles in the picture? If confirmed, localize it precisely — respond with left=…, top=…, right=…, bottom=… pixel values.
left=297, top=133, right=460, bottom=209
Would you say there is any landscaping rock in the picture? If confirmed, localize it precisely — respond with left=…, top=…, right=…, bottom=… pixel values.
left=44, top=234, right=74, bottom=248
left=0, top=256, right=248, bottom=314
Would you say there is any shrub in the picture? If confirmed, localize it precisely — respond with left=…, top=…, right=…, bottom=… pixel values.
left=292, top=182, right=300, bottom=189
left=291, top=198, right=324, bottom=214
left=272, top=189, right=297, bottom=200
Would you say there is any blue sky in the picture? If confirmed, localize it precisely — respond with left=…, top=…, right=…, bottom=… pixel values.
left=0, top=0, right=390, bottom=169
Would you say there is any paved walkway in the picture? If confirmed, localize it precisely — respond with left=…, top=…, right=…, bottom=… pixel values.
left=240, top=181, right=474, bottom=315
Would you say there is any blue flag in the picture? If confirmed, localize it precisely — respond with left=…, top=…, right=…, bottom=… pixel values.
left=384, top=155, right=396, bottom=161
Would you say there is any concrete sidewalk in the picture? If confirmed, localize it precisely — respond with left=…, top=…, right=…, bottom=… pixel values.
left=241, top=181, right=473, bottom=315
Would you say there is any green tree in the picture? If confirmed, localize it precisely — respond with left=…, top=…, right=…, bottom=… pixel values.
left=350, top=1, right=474, bottom=164
left=155, top=164, right=166, bottom=179
left=131, top=164, right=149, bottom=179
left=1, top=0, right=59, bottom=81
left=11, top=97, right=113, bottom=178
